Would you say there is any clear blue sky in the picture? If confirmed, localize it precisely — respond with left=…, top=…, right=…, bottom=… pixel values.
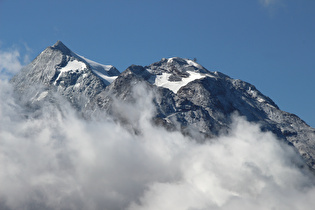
left=1, top=0, right=314, bottom=127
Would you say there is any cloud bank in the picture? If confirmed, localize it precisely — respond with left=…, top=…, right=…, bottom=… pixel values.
left=1, top=52, right=315, bottom=210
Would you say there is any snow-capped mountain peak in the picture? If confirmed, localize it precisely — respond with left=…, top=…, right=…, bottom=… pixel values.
left=11, top=41, right=120, bottom=109
left=10, top=42, right=315, bottom=171
left=142, top=57, right=215, bottom=93
left=48, top=41, right=120, bottom=86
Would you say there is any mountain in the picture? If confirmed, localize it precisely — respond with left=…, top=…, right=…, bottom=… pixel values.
left=11, top=41, right=315, bottom=170
left=11, top=41, right=119, bottom=111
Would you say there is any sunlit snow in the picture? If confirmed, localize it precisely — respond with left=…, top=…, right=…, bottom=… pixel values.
left=185, top=59, right=203, bottom=69
left=59, top=60, right=86, bottom=72
left=78, top=55, right=118, bottom=85
left=79, top=56, right=114, bottom=72
left=154, top=71, right=206, bottom=93
left=93, top=72, right=118, bottom=84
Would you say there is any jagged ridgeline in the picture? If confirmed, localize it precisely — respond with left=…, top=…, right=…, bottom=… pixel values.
left=11, top=41, right=315, bottom=170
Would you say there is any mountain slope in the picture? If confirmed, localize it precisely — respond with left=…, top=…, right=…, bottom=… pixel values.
left=10, top=41, right=315, bottom=170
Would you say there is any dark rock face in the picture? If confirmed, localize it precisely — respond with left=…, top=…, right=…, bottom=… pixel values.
left=10, top=41, right=315, bottom=170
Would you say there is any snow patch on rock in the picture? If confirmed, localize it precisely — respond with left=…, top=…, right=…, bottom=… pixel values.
left=59, top=60, right=86, bottom=72
left=154, top=71, right=206, bottom=93
left=78, top=55, right=119, bottom=85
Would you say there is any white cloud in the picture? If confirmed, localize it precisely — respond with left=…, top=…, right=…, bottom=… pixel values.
left=1, top=60, right=315, bottom=209
left=0, top=44, right=31, bottom=80
left=0, top=49, right=23, bottom=78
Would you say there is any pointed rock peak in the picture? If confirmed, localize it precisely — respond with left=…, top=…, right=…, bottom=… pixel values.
left=158, top=57, right=186, bottom=65
left=167, top=57, right=201, bottom=68
left=53, top=40, right=65, bottom=47
left=167, top=57, right=186, bottom=64
left=147, top=57, right=209, bottom=75
left=150, top=57, right=208, bottom=74
left=51, top=40, right=72, bottom=54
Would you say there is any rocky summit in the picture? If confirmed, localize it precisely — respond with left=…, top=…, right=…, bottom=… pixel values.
left=11, top=41, right=315, bottom=170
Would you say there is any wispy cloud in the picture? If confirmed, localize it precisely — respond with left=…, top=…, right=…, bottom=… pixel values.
left=0, top=44, right=30, bottom=80
left=0, top=49, right=23, bottom=79
left=260, top=0, right=277, bottom=7
left=259, top=0, right=284, bottom=17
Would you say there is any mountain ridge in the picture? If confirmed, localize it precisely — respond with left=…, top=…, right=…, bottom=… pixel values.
left=10, top=41, right=315, bottom=170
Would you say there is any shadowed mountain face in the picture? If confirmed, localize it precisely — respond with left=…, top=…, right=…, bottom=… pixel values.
left=11, top=41, right=315, bottom=170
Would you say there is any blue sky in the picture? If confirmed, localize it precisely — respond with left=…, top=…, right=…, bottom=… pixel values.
left=0, top=0, right=314, bottom=127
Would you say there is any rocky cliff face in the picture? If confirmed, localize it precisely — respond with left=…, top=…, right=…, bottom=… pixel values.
left=11, top=41, right=315, bottom=170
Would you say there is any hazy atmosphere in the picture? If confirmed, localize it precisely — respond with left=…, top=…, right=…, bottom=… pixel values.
left=1, top=0, right=315, bottom=209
